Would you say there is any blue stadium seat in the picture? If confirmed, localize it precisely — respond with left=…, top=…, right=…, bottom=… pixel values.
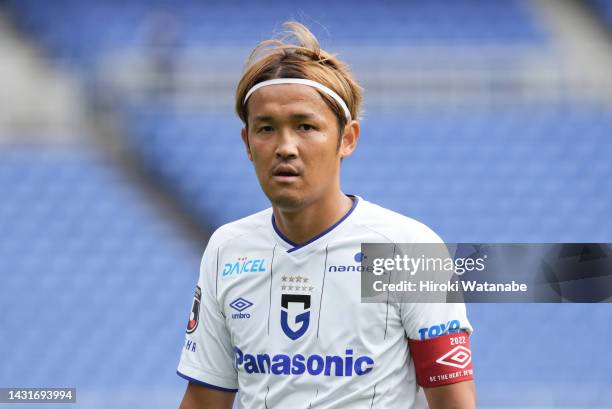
left=122, top=104, right=612, bottom=243
left=592, top=0, right=612, bottom=28
left=2, top=1, right=611, bottom=406
left=5, top=0, right=549, bottom=68
left=0, top=146, right=200, bottom=407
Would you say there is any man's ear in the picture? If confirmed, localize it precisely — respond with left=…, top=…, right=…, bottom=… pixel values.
left=241, top=127, right=253, bottom=161
left=339, top=120, right=360, bottom=159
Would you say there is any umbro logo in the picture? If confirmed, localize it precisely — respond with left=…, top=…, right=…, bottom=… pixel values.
left=230, top=297, right=253, bottom=319
left=436, top=346, right=472, bottom=369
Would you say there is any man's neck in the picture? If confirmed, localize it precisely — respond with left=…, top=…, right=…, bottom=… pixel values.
left=273, top=191, right=354, bottom=245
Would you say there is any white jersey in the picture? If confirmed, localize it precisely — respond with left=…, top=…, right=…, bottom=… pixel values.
left=177, top=196, right=472, bottom=408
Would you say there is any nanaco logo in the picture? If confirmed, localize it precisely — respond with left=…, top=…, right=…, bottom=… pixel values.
left=230, top=297, right=253, bottom=319
left=328, top=252, right=374, bottom=273
left=223, top=257, right=267, bottom=278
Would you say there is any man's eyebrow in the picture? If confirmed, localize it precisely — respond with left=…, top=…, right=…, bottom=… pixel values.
left=253, top=115, right=273, bottom=123
left=289, top=113, right=319, bottom=120
left=253, top=113, right=320, bottom=123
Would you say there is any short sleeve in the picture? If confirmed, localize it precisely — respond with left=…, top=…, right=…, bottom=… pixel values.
left=403, top=301, right=475, bottom=388
left=401, top=302, right=472, bottom=341
left=177, top=242, right=239, bottom=392
left=399, top=226, right=473, bottom=340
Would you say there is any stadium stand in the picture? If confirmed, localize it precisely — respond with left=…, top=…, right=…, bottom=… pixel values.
left=591, top=0, right=612, bottom=29
left=0, top=145, right=198, bottom=408
left=123, top=104, right=612, bottom=242
left=120, top=102, right=612, bottom=406
left=2, top=0, right=612, bottom=407
left=6, top=0, right=548, bottom=67
left=0, top=144, right=610, bottom=408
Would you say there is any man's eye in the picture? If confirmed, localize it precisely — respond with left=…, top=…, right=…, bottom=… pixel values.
left=298, top=124, right=315, bottom=131
left=258, top=126, right=273, bottom=133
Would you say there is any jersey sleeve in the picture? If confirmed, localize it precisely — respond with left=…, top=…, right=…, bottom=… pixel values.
left=177, top=240, right=239, bottom=392
left=399, top=226, right=474, bottom=388
left=401, top=301, right=472, bottom=342
left=399, top=225, right=473, bottom=339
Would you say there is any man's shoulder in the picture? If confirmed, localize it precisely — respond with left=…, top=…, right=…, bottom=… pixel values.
left=207, top=208, right=272, bottom=251
left=357, top=198, right=444, bottom=244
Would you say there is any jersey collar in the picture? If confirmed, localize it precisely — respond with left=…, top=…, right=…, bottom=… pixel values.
left=271, top=195, right=360, bottom=254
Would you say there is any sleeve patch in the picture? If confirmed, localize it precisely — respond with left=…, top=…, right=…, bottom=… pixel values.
left=186, top=285, right=202, bottom=334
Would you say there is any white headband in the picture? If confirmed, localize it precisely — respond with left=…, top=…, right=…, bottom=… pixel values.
left=243, top=78, right=352, bottom=121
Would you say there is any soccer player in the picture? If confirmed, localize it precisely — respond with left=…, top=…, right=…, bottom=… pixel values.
left=177, top=21, right=475, bottom=409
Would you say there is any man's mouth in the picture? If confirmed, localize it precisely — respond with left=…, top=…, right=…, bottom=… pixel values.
left=272, top=165, right=301, bottom=182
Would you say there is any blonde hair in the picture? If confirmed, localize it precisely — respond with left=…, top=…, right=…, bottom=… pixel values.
left=235, top=21, right=363, bottom=133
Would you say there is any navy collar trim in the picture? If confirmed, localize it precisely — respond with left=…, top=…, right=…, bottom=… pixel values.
left=272, top=195, right=359, bottom=253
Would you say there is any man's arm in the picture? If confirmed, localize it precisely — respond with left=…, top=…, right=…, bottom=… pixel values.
left=177, top=235, right=239, bottom=406
left=423, top=380, right=476, bottom=409
left=179, top=382, right=236, bottom=409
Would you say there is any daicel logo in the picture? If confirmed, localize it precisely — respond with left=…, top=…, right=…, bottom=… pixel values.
left=223, top=257, right=266, bottom=278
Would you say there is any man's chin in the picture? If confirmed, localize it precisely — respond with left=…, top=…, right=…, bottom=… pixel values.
left=266, top=190, right=304, bottom=211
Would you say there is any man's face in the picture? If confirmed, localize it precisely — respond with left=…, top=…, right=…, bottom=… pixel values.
left=241, top=84, right=358, bottom=210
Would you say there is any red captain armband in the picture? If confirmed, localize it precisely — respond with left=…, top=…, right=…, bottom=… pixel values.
left=408, top=331, right=474, bottom=388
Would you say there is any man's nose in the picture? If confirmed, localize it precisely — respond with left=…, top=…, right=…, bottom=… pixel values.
left=275, top=128, right=299, bottom=160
